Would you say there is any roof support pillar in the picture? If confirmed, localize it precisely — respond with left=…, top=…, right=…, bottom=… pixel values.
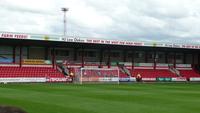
left=198, top=53, right=200, bottom=65
left=99, top=49, right=103, bottom=68
left=123, top=50, right=126, bottom=62
left=192, top=53, right=195, bottom=68
left=19, top=46, right=22, bottom=68
left=107, top=49, right=111, bottom=68
left=173, top=52, right=176, bottom=68
left=13, top=46, right=16, bottom=64
left=154, top=51, right=157, bottom=70
left=165, top=52, right=168, bottom=64
left=27, top=46, right=30, bottom=59
left=81, top=48, right=84, bottom=68
left=73, top=48, right=77, bottom=61
left=183, top=52, right=186, bottom=64
left=51, top=48, right=56, bottom=69
left=45, top=47, right=49, bottom=60
left=145, top=51, right=148, bottom=63
left=132, top=50, right=135, bottom=71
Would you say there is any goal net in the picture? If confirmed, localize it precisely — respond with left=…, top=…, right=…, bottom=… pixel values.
left=74, top=68, right=120, bottom=84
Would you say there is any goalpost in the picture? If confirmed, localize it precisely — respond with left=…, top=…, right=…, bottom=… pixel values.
left=74, top=67, right=120, bottom=84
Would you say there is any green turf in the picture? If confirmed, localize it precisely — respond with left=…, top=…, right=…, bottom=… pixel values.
left=0, top=83, right=200, bottom=113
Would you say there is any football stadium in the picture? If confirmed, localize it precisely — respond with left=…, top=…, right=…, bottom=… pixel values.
left=0, top=31, right=200, bottom=113
left=0, top=32, right=200, bottom=83
left=1, top=0, right=200, bottom=113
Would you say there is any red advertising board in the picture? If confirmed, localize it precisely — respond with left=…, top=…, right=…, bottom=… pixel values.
left=47, top=77, right=72, bottom=82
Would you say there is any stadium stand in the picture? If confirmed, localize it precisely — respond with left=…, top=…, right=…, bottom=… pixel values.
left=0, top=66, right=65, bottom=78
left=179, top=69, right=200, bottom=78
left=119, top=70, right=130, bottom=78
left=0, top=32, right=200, bottom=83
left=132, top=69, right=177, bottom=78
left=118, top=64, right=132, bottom=77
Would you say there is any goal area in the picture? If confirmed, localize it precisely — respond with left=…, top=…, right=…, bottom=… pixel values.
left=74, top=68, right=120, bottom=84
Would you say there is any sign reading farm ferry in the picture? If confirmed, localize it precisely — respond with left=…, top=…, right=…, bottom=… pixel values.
left=0, top=33, right=30, bottom=39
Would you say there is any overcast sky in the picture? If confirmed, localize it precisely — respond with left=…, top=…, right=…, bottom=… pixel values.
left=0, top=0, right=200, bottom=43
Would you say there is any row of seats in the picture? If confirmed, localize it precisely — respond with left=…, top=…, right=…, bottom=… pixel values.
left=132, top=69, right=177, bottom=78
left=0, top=66, right=65, bottom=78
left=179, top=70, right=200, bottom=78
left=131, top=69, right=200, bottom=78
left=0, top=66, right=199, bottom=78
left=82, top=68, right=200, bottom=78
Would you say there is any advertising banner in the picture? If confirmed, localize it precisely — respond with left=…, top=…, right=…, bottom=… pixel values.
left=98, top=77, right=119, bottom=82
left=0, top=33, right=30, bottom=39
left=176, top=64, right=191, bottom=68
left=111, top=62, right=118, bottom=66
left=142, top=78, right=156, bottom=81
left=156, top=64, right=169, bottom=69
left=172, top=77, right=187, bottom=82
left=189, top=78, right=200, bottom=82
left=1, top=32, right=200, bottom=49
left=119, top=77, right=136, bottom=82
left=47, top=77, right=72, bottom=82
left=123, top=62, right=132, bottom=66
left=85, top=39, right=144, bottom=46
left=134, top=63, right=154, bottom=67
left=156, top=64, right=169, bottom=67
left=156, top=78, right=172, bottom=82
left=0, top=78, right=46, bottom=83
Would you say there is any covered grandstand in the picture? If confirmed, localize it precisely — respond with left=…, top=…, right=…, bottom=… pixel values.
left=0, top=31, right=200, bottom=83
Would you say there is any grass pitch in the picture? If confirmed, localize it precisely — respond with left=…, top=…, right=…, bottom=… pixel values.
left=0, top=83, right=200, bottom=113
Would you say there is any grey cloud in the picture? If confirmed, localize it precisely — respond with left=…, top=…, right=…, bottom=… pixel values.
left=0, top=2, right=55, bottom=15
